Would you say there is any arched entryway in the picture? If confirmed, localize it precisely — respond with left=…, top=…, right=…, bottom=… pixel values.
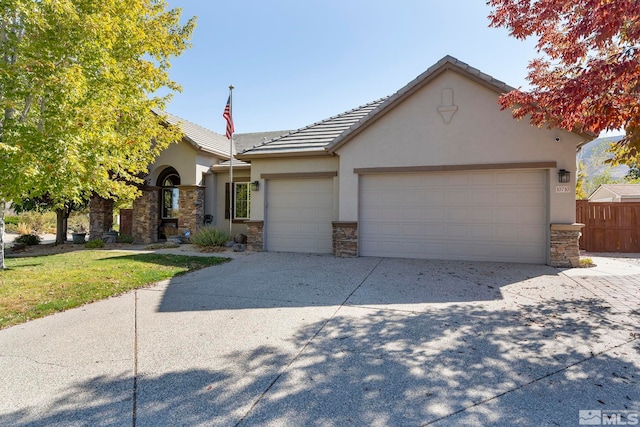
left=157, top=167, right=180, bottom=239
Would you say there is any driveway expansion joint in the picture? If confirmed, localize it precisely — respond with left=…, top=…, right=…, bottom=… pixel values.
left=132, top=290, right=139, bottom=427
left=234, top=257, right=385, bottom=426
left=420, top=336, right=640, bottom=426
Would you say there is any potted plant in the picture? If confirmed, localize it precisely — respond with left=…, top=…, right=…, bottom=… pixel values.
left=71, top=226, right=87, bottom=244
left=102, top=229, right=118, bottom=243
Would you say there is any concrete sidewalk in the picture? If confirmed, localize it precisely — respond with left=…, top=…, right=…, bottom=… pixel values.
left=0, top=252, right=638, bottom=426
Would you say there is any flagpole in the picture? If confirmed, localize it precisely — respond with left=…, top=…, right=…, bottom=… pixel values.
left=228, top=85, right=234, bottom=237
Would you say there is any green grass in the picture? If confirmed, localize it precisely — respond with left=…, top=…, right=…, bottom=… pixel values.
left=0, top=251, right=229, bottom=329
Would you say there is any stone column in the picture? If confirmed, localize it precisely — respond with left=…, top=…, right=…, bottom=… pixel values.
left=89, top=196, right=114, bottom=241
left=549, top=223, right=584, bottom=268
left=332, top=221, right=358, bottom=257
left=178, top=185, right=204, bottom=235
left=245, top=221, right=264, bottom=251
left=132, top=187, right=159, bottom=244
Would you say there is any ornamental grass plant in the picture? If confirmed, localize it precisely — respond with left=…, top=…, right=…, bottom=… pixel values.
left=190, top=226, right=230, bottom=248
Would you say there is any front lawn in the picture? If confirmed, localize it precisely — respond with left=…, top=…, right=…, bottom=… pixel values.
left=0, top=251, right=229, bottom=329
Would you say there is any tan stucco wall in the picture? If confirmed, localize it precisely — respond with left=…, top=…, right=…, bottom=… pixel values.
left=336, top=70, right=588, bottom=224
left=147, top=141, right=220, bottom=186
left=248, top=157, right=340, bottom=221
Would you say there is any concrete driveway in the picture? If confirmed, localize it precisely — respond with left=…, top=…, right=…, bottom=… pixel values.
left=0, top=252, right=638, bottom=426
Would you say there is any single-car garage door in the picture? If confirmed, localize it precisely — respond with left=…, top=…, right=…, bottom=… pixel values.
left=359, top=169, right=548, bottom=263
left=266, top=178, right=333, bottom=253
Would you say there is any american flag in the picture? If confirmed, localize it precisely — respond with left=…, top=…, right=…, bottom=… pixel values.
left=223, top=96, right=234, bottom=139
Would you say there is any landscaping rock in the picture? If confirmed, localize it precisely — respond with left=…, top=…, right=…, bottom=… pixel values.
left=225, top=240, right=235, bottom=248
left=232, top=243, right=245, bottom=252
left=234, top=233, right=247, bottom=244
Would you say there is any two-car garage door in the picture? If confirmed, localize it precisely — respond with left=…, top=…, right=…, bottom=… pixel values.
left=359, top=169, right=548, bottom=263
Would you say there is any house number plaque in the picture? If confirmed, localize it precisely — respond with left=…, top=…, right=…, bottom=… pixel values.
left=555, top=186, right=571, bottom=193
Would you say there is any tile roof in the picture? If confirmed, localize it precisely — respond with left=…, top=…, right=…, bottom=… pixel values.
left=211, top=158, right=252, bottom=171
left=233, top=130, right=291, bottom=153
left=237, top=98, right=388, bottom=158
left=152, top=109, right=232, bottom=158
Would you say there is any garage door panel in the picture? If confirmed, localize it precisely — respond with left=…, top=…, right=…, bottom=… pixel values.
left=518, top=170, right=546, bottom=185
left=519, top=191, right=546, bottom=207
left=446, top=174, right=470, bottom=186
left=470, top=224, right=494, bottom=239
left=493, top=207, right=521, bottom=223
left=449, top=208, right=470, bottom=221
left=520, top=207, right=547, bottom=223
left=469, top=192, right=495, bottom=206
left=266, top=178, right=333, bottom=253
left=496, top=191, right=522, bottom=206
left=360, top=170, right=547, bottom=263
left=472, top=173, right=496, bottom=185
left=445, top=190, right=471, bottom=206
left=469, top=208, right=495, bottom=223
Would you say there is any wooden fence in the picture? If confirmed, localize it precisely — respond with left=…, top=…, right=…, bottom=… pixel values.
left=576, top=200, right=640, bottom=252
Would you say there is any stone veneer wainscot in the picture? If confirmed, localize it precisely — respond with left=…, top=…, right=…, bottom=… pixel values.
left=549, top=223, right=584, bottom=268
left=245, top=221, right=264, bottom=252
left=332, top=221, right=358, bottom=258
left=177, top=185, right=204, bottom=235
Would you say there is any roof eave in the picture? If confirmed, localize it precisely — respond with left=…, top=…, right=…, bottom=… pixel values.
left=575, top=130, right=600, bottom=149
left=237, top=149, right=334, bottom=160
left=211, top=163, right=251, bottom=172
left=181, top=136, right=231, bottom=159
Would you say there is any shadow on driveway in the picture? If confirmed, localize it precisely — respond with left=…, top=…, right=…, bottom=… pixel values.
left=2, top=298, right=637, bottom=426
left=2, top=253, right=638, bottom=426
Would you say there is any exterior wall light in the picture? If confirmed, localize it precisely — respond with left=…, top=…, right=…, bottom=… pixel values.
left=558, top=169, right=570, bottom=183
left=251, top=180, right=260, bottom=191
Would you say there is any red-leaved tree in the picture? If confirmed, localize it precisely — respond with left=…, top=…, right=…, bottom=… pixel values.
left=488, top=0, right=640, bottom=163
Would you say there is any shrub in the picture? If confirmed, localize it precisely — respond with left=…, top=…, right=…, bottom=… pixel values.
left=5, top=216, right=20, bottom=226
left=14, top=234, right=41, bottom=246
left=190, top=226, right=230, bottom=247
left=21, top=210, right=56, bottom=234
left=16, top=222, right=32, bottom=235
left=68, top=213, right=89, bottom=233
left=85, top=239, right=104, bottom=249
left=579, top=257, right=595, bottom=268
left=117, top=234, right=135, bottom=244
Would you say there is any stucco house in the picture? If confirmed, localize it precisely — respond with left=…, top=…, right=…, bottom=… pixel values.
left=588, top=184, right=640, bottom=203
left=89, top=56, right=594, bottom=267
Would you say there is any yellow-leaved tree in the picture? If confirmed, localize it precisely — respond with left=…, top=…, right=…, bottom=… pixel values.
left=0, top=0, right=196, bottom=268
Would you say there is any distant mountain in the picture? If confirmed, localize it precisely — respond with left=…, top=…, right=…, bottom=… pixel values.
left=577, top=135, right=628, bottom=179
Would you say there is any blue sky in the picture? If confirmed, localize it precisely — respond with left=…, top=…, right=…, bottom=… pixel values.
left=163, top=1, right=540, bottom=135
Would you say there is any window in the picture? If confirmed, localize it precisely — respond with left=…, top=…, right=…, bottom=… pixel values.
left=234, top=182, right=250, bottom=219
left=225, top=182, right=251, bottom=220
left=158, top=170, right=180, bottom=219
